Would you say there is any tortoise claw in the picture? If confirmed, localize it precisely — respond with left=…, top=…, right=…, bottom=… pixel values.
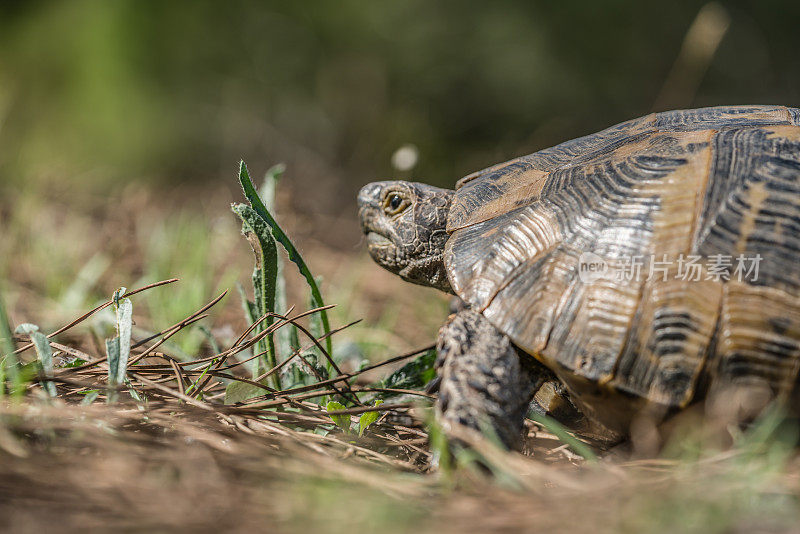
left=425, top=376, right=442, bottom=394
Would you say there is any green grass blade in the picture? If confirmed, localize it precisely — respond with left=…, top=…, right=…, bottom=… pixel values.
left=188, top=357, right=218, bottom=397
left=236, top=282, right=259, bottom=325
left=235, top=282, right=259, bottom=376
left=274, top=260, right=300, bottom=368
left=527, top=410, right=598, bottom=463
left=196, top=325, right=220, bottom=355
left=106, top=336, right=121, bottom=404
left=237, top=161, right=333, bottom=369
left=260, top=165, right=299, bottom=369
left=0, top=285, right=22, bottom=398
left=305, top=278, right=328, bottom=380
left=80, top=390, right=99, bottom=406
left=0, top=291, right=16, bottom=358
left=259, top=163, right=285, bottom=213
left=232, top=203, right=280, bottom=389
left=426, top=409, right=452, bottom=474
left=308, top=275, right=325, bottom=342
left=15, top=323, right=57, bottom=397
left=59, top=252, right=110, bottom=309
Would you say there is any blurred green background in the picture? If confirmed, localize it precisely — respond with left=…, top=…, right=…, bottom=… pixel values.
left=1, top=0, right=799, bottom=357
left=1, top=0, right=799, bottom=202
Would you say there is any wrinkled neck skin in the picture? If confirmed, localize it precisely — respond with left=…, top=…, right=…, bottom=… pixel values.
left=399, top=249, right=451, bottom=293
left=357, top=181, right=454, bottom=293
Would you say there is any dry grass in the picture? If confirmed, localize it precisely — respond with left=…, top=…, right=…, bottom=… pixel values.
left=0, top=402, right=430, bottom=532
left=3, top=394, right=799, bottom=533
left=2, top=182, right=800, bottom=533
left=2, top=292, right=798, bottom=534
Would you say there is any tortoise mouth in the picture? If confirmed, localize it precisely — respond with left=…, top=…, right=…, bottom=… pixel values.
left=366, top=231, right=394, bottom=248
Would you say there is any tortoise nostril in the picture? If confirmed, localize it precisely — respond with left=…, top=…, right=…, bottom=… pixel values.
left=357, top=187, right=369, bottom=207
left=357, top=183, right=384, bottom=208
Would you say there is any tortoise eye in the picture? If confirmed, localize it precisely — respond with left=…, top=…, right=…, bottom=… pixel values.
left=383, top=192, right=409, bottom=215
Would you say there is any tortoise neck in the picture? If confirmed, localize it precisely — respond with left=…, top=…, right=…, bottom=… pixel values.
left=399, top=252, right=453, bottom=293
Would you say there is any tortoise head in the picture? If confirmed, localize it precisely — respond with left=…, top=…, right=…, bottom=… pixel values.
left=358, top=181, right=454, bottom=293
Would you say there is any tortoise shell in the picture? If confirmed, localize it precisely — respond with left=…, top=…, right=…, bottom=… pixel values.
left=444, top=105, right=800, bottom=428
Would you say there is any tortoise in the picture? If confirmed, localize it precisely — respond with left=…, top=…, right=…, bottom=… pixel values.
left=358, top=105, right=800, bottom=448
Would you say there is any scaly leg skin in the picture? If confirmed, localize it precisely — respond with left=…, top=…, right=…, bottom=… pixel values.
left=434, top=308, right=553, bottom=450
left=440, top=297, right=590, bottom=434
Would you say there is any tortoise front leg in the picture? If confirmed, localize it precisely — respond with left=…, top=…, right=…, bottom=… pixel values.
left=434, top=308, right=549, bottom=450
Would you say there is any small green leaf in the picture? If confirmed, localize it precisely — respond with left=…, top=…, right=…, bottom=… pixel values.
left=60, top=357, right=87, bottom=368
left=379, top=349, right=437, bottom=396
left=103, top=288, right=134, bottom=404
left=114, top=292, right=133, bottom=386
left=326, top=400, right=350, bottom=432
left=358, top=400, right=384, bottom=436
left=15, top=323, right=56, bottom=397
left=224, top=381, right=265, bottom=405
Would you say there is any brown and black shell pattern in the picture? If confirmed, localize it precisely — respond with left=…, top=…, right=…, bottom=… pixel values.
left=445, top=105, right=800, bottom=430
